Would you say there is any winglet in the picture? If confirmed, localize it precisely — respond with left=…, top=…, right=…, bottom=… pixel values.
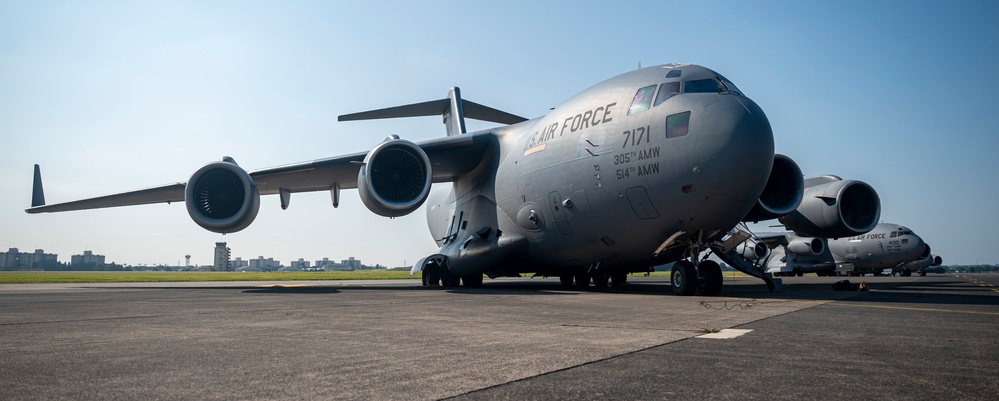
left=31, top=164, right=45, bottom=207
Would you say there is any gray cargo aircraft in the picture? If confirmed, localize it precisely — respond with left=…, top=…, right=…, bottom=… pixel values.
left=26, top=64, right=882, bottom=295
left=718, top=222, right=935, bottom=277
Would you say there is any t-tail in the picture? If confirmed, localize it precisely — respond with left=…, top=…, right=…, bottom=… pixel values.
left=337, top=87, right=527, bottom=136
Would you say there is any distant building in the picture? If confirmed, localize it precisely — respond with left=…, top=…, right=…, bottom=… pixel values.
left=231, top=257, right=248, bottom=269
left=71, top=250, right=105, bottom=267
left=290, top=258, right=311, bottom=270
left=1, top=248, right=58, bottom=269
left=249, top=256, right=280, bottom=270
left=314, top=257, right=362, bottom=271
left=213, top=242, right=231, bottom=272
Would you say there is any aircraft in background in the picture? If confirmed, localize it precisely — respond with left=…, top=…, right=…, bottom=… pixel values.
left=26, top=64, right=881, bottom=295
left=898, top=252, right=944, bottom=276
left=715, top=222, right=936, bottom=277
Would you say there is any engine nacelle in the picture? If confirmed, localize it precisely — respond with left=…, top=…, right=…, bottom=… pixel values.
left=921, top=244, right=932, bottom=259
left=787, top=237, right=824, bottom=256
left=778, top=176, right=880, bottom=238
left=185, top=160, right=260, bottom=234
left=931, top=255, right=943, bottom=266
left=736, top=240, right=769, bottom=261
left=358, top=137, right=432, bottom=217
left=742, top=154, right=804, bottom=222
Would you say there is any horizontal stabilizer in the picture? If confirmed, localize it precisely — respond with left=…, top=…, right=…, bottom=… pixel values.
left=338, top=98, right=527, bottom=125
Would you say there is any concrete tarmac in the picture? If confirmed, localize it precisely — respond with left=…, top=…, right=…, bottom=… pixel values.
left=1, top=274, right=997, bottom=400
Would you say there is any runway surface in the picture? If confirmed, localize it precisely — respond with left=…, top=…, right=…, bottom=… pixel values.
left=2, top=274, right=997, bottom=400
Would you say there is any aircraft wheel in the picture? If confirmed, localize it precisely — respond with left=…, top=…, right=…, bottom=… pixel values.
left=902, top=269, right=912, bottom=277
left=671, top=260, right=697, bottom=296
left=697, top=260, right=723, bottom=296
left=422, top=264, right=441, bottom=287
left=462, top=274, right=483, bottom=287
left=559, top=275, right=574, bottom=287
left=919, top=271, right=926, bottom=277
left=574, top=273, right=590, bottom=287
left=442, top=270, right=461, bottom=287
left=592, top=271, right=609, bottom=288
left=611, top=272, right=628, bottom=287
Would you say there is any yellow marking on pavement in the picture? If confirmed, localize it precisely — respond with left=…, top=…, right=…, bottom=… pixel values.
left=829, top=303, right=999, bottom=316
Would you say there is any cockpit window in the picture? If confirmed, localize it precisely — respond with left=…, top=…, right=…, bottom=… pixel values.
left=627, top=85, right=657, bottom=116
left=666, top=69, right=681, bottom=78
left=719, top=77, right=742, bottom=96
left=683, top=79, right=724, bottom=94
left=666, top=111, right=690, bottom=138
left=654, top=82, right=680, bottom=106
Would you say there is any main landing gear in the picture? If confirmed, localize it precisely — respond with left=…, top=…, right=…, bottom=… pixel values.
left=421, top=256, right=482, bottom=288
left=671, top=259, right=722, bottom=296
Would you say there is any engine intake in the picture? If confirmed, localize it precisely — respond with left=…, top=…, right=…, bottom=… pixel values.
left=787, top=237, right=824, bottom=256
left=185, top=160, right=260, bottom=233
left=358, top=137, right=432, bottom=217
left=779, top=176, right=880, bottom=238
left=742, top=154, right=803, bottom=222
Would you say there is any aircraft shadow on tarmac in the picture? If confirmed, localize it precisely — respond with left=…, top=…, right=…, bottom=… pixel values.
left=97, top=276, right=996, bottom=307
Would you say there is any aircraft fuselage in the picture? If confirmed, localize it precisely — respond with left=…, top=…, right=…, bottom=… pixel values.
left=429, top=65, right=775, bottom=278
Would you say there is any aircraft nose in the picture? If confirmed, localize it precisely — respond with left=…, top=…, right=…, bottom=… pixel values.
left=695, top=96, right=775, bottom=201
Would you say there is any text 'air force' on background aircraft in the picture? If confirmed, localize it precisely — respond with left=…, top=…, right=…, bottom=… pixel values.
left=27, top=64, right=882, bottom=295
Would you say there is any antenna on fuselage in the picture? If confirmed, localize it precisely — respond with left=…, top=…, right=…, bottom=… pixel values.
left=637, top=61, right=642, bottom=70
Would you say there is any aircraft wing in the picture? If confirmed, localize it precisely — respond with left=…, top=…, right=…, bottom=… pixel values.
left=26, top=132, right=494, bottom=214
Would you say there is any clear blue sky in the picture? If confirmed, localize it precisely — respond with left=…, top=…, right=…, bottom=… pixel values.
left=1, top=0, right=997, bottom=267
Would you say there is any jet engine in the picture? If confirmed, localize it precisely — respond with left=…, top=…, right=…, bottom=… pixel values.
left=931, top=255, right=943, bottom=266
left=358, top=137, right=432, bottom=217
left=778, top=176, right=880, bottom=238
left=736, top=239, right=769, bottom=261
left=742, top=154, right=804, bottom=222
left=921, top=244, right=932, bottom=259
left=185, top=159, right=260, bottom=234
left=787, top=237, right=824, bottom=256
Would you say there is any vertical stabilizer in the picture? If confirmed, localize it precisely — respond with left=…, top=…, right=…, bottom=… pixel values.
left=31, top=164, right=46, bottom=207
left=445, top=87, right=467, bottom=136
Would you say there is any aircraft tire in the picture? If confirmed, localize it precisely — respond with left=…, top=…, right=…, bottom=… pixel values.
left=559, top=275, right=574, bottom=287
left=697, top=260, right=723, bottom=296
left=611, top=272, right=628, bottom=287
left=574, top=273, right=590, bottom=287
left=671, top=261, right=697, bottom=296
left=422, top=264, right=441, bottom=287
left=462, top=274, right=483, bottom=287
left=592, top=271, right=609, bottom=288
left=919, top=271, right=926, bottom=277
left=442, top=270, right=461, bottom=287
